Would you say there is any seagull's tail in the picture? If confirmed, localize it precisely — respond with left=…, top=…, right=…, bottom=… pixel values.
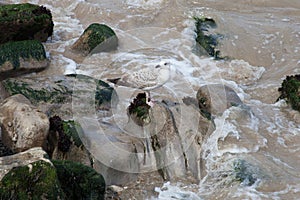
left=107, top=77, right=121, bottom=84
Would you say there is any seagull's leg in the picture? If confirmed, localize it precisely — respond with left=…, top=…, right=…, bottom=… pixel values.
left=145, top=91, right=154, bottom=107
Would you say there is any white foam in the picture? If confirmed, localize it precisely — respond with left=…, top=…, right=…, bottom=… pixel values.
left=60, top=55, right=77, bottom=75
left=154, top=182, right=202, bottom=200
left=124, top=0, right=164, bottom=9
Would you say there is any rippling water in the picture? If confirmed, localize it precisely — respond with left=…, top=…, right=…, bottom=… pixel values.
left=3, top=0, right=300, bottom=199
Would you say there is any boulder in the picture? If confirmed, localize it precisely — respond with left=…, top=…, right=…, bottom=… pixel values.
left=0, top=94, right=49, bottom=152
left=196, top=84, right=243, bottom=118
left=0, top=147, right=106, bottom=199
left=52, top=160, right=106, bottom=200
left=72, top=23, right=118, bottom=55
left=0, top=3, right=53, bottom=44
left=0, top=40, right=49, bottom=80
left=278, top=74, right=300, bottom=112
left=148, top=101, right=214, bottom=181
left=2, top=74, right=115, bottom=118
left=0, top=147, right=65, bottom=199
left=0, top=147, right=50, bottom=180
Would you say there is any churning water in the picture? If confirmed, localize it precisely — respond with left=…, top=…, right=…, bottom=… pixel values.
left=3, top=0, right=300, bottom=199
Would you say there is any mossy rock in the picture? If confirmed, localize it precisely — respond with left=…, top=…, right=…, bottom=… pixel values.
left=72, top=23, right=118, bottom=55
left=0, top=3, right=53, bottom=44
left=0, top=40, right=48, bottom=74
left=278, top=75, right=300, bottom=112
left=128, top=92, right=151, bottom=126
left=194, top=17, right=223, bottom=59
left=62, top=120, right=84, bottom=148
left=49, top=116, right=84, bottom=154
left=52, top=160, right=106, bottom=200
left=2, top=74, right=115, bottom=109
left=0, top=160, right=65, bottom=199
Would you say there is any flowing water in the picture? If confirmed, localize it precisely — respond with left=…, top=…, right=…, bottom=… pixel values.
left=3, top=0, right=300, bottom=199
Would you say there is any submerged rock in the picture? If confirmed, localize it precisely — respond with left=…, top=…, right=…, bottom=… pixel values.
left=0, top=3, right=54, bottom=44
left=0, top=94, right=49, bottom=152
left=52, top=160, right=106, bottom=200
left=194, top=17, right=223, bottom=59
left=0, top=40, right=49, bottom=80
left=2, top=74, right=115, bottom=117
left=196, top=84, right=243, bottom=118
left=72, top=23, right=118, bottom=55
left=233, top=159, right=259, bottom=186
left=278, top=74, right=300, bottom=112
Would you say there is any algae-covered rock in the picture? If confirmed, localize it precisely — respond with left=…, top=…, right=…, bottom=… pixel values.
left=278, top=75, right=300, bottom=112
left=128, top=92, right=151, bottom=126
left=72, top=23, right=118, bottom=55
left=0, top=3, right=53, bottom=44
left=194, top=17, right=223, bottom=59
left=0, top=160, right=65, bottom=200
left=0, top=40, right=49, bottom=80
left=2, top=74, right=115, bottom=112
left=45, top=116, right=92, bottom=167
left=0, top=94, right=49, bottom=152
left=52, top=160, right=106, bottom=200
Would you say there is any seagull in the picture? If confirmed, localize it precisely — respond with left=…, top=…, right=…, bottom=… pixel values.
left=107, top=61, right=171, bottom=106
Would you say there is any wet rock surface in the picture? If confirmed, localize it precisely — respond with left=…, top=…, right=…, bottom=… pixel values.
left=0, top=94, right=49, bottom=152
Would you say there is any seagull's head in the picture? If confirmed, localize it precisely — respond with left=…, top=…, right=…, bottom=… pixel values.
left=155, top=61, right=171, bottom=71
left=155, top=61, right=171, bottom=82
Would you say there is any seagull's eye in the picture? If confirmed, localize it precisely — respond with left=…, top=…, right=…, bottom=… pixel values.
left=164, top=62, right=168, bottom=66
left=155, top=65, right=161, bottom=68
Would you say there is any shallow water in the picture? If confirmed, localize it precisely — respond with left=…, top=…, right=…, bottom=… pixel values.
left=3, top=0, right=300, bottom=199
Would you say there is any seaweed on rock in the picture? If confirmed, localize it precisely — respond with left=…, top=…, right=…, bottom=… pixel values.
left=72, top=23, right=118, bottom=55
left=0, top=40, right=47, bottom=69
left=0, top=160, right=65, bottom=199
left=52, top=160, right=106, bottom=200
left=128, top=92, right=151, bottom=126
left=194, top=17, right=223, bottom=59
left=49, top=115, right=85, bottom=149
left=2, top=74, right=114, bottom=109
left=0, top=3, right=53, bottom=43
left=278, top=75, right=300, bottom=112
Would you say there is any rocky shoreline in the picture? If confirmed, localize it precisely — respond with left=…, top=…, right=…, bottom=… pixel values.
left=0, top=2, right=299, bottom=200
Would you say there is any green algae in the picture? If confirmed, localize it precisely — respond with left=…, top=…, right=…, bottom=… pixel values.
left=0, top=40, right=47, bottom=69
left=52, top=160, right=106, bottom=200
left=62, top=120, right=84, bottom=148
left=87, top=23, right=118, bottom=52
left=278, top=75, right=300, bottom=112
left=0, top=3, right=53, bottom=43
left=2, top=74, right=114, bottom=108
left=0, top=160, right=65, bottom=200
left=73, top=23, right=118, bottom=54
left=128, top=93, right=151, bottom=126
left=2, top=77, right=71, bottom=104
